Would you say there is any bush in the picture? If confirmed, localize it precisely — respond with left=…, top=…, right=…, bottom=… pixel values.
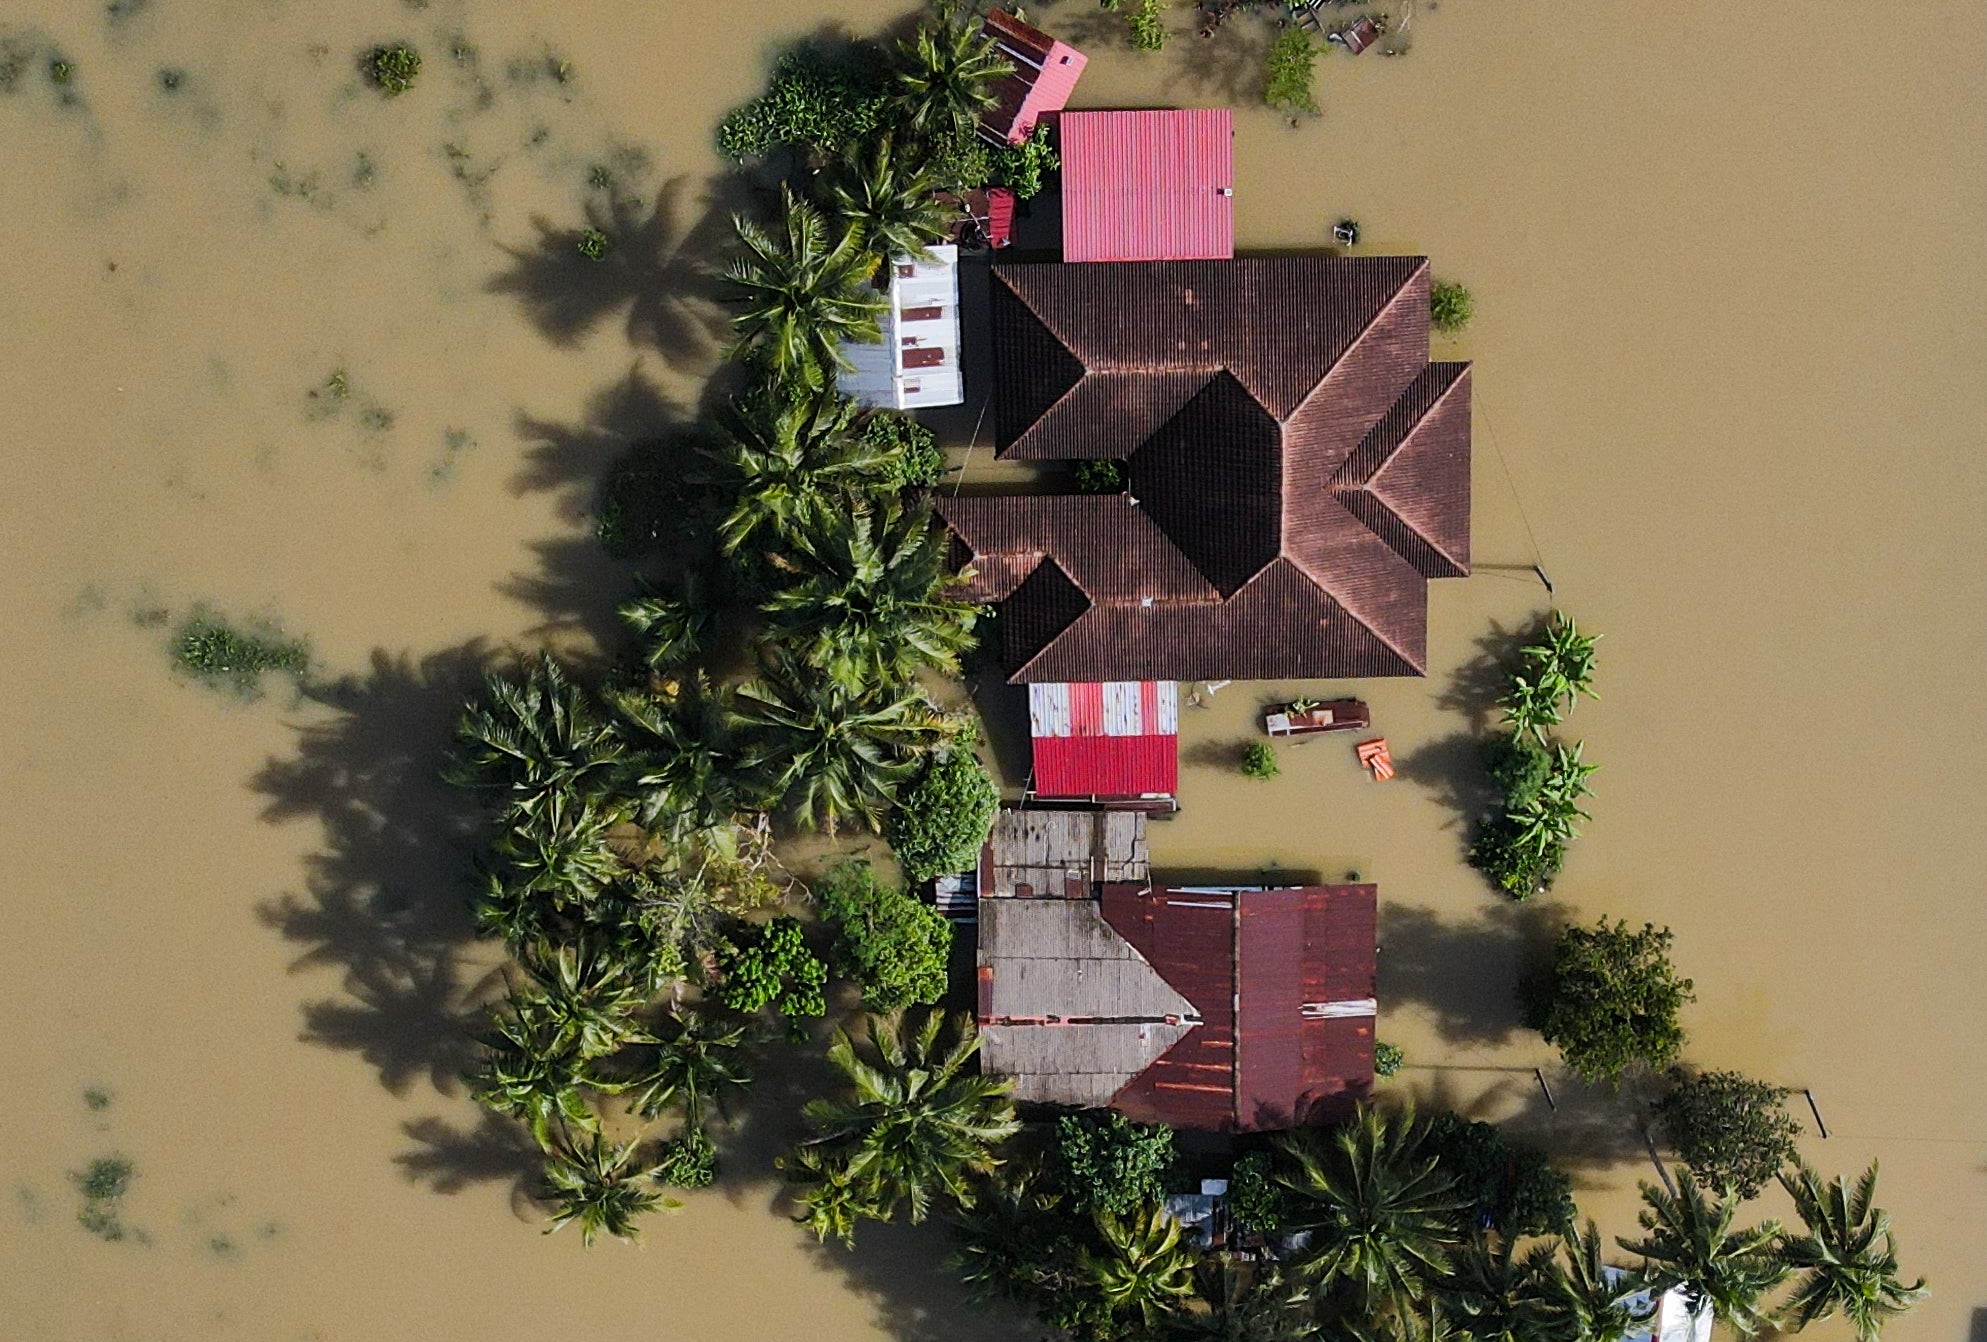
left=1482, top=733, right=1552, bottom=809
left=1424, top=1112, right=1572, bottom=1237
left=1467, top=818, right=1564, bottom=900
left=1052, top=1111, right=1175, bottom=1217
left=1241, top=741, right=1280, bottom=780
left=1374, top=1041, right=1404, bottom=1078
left=885, top=750, right=998, bottom=883
left=1654, top=1069, right=1801, bottom=1199
left=1072, top=459, right=1127, bottom=494
left=921, top=126, right=994, bottom=196
left=576, top=227, right=611, bottom=261
left=364, top=43, right=421, bottom=96
left=990, top=124, right=1059, bottom=200
left=1226, top=1149, right=1292, bottom=1235
left=1112, top=0, right=1170, bottom=51
left=1525, top=919, right=1695, bottom=1084
left=716, top=47, right=890, bottom=162
left=813, top=860, right=951, bottom=1011
left=860, top=411, right=946, bottom=490
left=718, top=917, right=827, bottom=1018
left=654, top=1129, right=717, bottom=1188
left=1430, top=280, right=1474, bottom=333
left=1503, top=1145, right=1577, bottom=1236
left=1263, top=27, right=1320, bottom=116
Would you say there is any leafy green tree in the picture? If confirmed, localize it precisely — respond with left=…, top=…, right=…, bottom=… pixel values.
left=1617, top=1172, right=1788, bottom=1337
left=860, top=410, right=946, bottom=489
left=760, top=498, right=979, bottom=691
left=1227, top=1150, right=1294, bottom=1237
left=1776, top=1162, right=1927, bottom=1341
left=725, top=185, right=884, bottom=387
left=828, top=133, right=955, bottom=261
left=1276, top=1105, right=1469, bottom=1312
left=814, top=859, right=952, bottom=1010
left=1422, top=1112, right=1573, bottom=1238
left=1534, top=1220, right=1650, bottom=1342
left=1431, top=281, right=1475, bottom=334
left=1655, top=1069, right=1802, bottom=1198
left=732, top=653, right=952, bottom=833
left=892, top=0, right=1011, bottom=141
left=1263, top=27, right=1320, bottom=115
left=1083, top=1202, right=1198, bottom=1330
left=626, top=1008, right=753, bottom=1128
left=1525, top=919, right=1694, bottom=1084
left=716, top=46, right=891, bottom=162
left=1242, top=741, right=1280, bottom=780
left=1054, top=1111, right=1177, bottom=1218
left=540, top=1131, right=674, bottom=1246
left=1482, top=733, right=1552, bottom=808
left=885, top=747, right=999, bottom=883
left=447, top=653, right=623, bottom=821
left=717, top=917, right=827, bottom=1018
left=787, top=1010, right=1019, bottom=1244
left=990, top=123, right=1060, bottom=199
left=1073, top=458, right=1128, bottom=493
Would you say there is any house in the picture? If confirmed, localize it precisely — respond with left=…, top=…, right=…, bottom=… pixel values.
left=979, top=9, right=1088, bottom=146
left=1028, top=680, right=1178, bottom=805
left=1057, top=109, right=1235, bottom=263
left=976, top=882, right=1378, bottom=1131
left=838, top=243, right=964, bottom=409
left=935, top=255, right=1471, bottom=682
left=977, top=806, right=1150, bottom=899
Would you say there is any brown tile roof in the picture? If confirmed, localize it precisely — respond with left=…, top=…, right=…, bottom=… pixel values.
left=937, top=256, right=1472, bottom=682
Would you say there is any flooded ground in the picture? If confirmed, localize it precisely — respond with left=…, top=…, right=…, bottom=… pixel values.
left=2, top=0, right=1981, bottom=1338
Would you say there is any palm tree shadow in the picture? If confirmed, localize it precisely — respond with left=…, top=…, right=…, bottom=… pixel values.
left=800, top=1217, right=1036, bottom=1342
left=253, top=644, right=500, bottom=1099
left=484, top=175, right=742, bottom=368
left=1434, top=616, right=1547, bottom=732
left=397, top=1111, right=543, bottom=1200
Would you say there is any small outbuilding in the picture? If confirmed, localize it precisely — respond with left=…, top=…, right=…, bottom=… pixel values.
left=1028, top=681, right=1179, bottom=805
left=979, top=9, right=1088, bottom=146
left=838, top=243, right=964, bottom=410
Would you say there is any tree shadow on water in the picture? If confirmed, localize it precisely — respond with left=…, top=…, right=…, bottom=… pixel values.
left=1379, top=897, right=1569, bottom=1048
left=802, top=1217, right=1039, bottom=1342
left=484, top=175, right=741, bottom=368
left=396, top=1110, right=543, bottom=1202
left=253, top=645, right=501, bottom=1100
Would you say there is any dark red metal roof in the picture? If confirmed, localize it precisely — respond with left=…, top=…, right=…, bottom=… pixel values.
left=1060, top=109, right=1234, bottom=263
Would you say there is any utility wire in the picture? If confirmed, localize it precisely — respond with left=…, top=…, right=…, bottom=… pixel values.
left=1477, top=400, right=1552, bottom=595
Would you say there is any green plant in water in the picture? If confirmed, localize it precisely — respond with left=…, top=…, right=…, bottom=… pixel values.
left=1242, top=741, right=1280, bottom=780
left=1525, top=917, right=1694, bottom=1084
left=83, top=1086, right=113, bottom=1111
left=365, top=43, right=422, bottom=96
left=1264, top=27, right=1320, bottom=115
left=717, top=917, right=827, bottom=1018
left=49, top=57, right=74, bottom=86
left=72, top=1155, right=135, bottom=1241
left=1073, top=458, right=1128, bottom=493
left=1104, top=0, right=1171, bottom=52
left=577, top=227, right=612, bottom=261
left=1431, top=280, right=1475, bottom=333
left=1374, top=1041, right=1405, bottom=1078
left=172, top=613, right=310, bottom=696
left=989, top=123, right=1060, bottom=200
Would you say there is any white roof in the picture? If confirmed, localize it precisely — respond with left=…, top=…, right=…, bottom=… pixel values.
left=839, top=243, right=964, bottom=410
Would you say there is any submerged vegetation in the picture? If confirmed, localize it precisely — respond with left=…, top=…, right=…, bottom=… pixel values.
left=364, top=43, right=422, bottom=97
left=1264, top=27, right=1321, bottom=116
left=1431, top=279, right=1476, bottom=333
left=171, top=611, right=310, bottom=696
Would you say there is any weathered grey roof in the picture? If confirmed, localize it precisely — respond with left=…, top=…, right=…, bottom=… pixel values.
left=982, top=1023, right=1196, bottom=1108
left=980, top=807, right=1149, bottom=899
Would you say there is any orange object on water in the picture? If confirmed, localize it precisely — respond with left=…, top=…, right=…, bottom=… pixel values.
left=1356, top=737, right=1393, bottom=780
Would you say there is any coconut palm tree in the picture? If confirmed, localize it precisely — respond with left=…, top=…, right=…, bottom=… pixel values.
left=618, top=588, right=711, bottom=673
left=827, top=133, right=955, bottom=261
left=1164, top=1258, right=1313, bottom=1341
left=788, top=1010, right=1018, bottom=1244
left=760, top=499, right=978, bottom=691
left=893, top=1, right=1012, bottom=141
left=511, top=939, right=648, bottom=1058
left=447, top=653, right=623, bottom=819
left=540, top=1131, right=675, bottom=1246
left=611, top=680, right=753, bottom=838
left=626, top=1008, right=753, bottom=1129
left=1082, top=1202, right=1198, bottom=1331
left=468, top=993, right=602, bottom=1148
left=1617, top=1172, right=1788, bottom=1338
left=1442, top=1233, right=1556, bottom=1342
left=1276, top=1105, right=1470, bottom=1313
left=731, top=653, right=952, bottom=833
left=1775, top=1162, right=1926, bottom=1341
left=702, top=382, right=895, bottom=556
left=948, top=1163, right=1067, bottom=1304
left=725, top=185, right=884, bottom=386
left=487, top=786, right=627, bottom=906
left=1535, top=1219, right=1650, bottom=1342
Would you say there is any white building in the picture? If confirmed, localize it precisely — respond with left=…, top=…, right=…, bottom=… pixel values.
left=839, top=243, right=964, bottom=410
left=1608, top=1270, right=1715, bottom=1342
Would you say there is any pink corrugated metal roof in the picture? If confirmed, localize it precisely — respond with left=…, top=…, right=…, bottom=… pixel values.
left=1033, top=734, right=1178, bottom=798
left=1060, top=109, right=1234, bottom=263
left=981, top=11, right=1089, bottom=145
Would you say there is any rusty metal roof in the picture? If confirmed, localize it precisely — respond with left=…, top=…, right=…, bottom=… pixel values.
left=934, top=256, right=1472, bottom=683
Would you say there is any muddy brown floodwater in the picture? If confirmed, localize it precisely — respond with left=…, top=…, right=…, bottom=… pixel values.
left=2, top=0, right=1981, bottom=1338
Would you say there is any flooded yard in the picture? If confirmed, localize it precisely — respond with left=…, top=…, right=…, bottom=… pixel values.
left=2, top=0, right=1981, bottom=1338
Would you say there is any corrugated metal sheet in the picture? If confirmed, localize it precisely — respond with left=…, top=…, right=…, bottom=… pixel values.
left=980, top=807, right=1148, bottom=898
left=937, top=256, right=1472, bottom=685
left=1033, top=733, right=1178, bottom=799
left=1061, top=110, right=1234, bottom=263
left=980, top=11, right=1088, bottom=146
left=1029, top=681, right=1179, bottom=737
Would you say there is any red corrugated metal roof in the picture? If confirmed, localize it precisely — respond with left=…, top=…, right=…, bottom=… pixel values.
left=1033, top=733, right=1177, bottom=798
left=980, top=11, right=1088, bottom=145
left=1060, top=109, right=1234, bottom=263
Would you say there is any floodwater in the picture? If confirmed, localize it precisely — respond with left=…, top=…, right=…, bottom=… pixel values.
left=1, top=0, right=1980, bottom=1338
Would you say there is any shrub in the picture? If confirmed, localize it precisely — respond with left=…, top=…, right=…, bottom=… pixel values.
left=173, top=612, right=310, bottom=696
left=716, top=46, right=890, bottom=162
left=1072, top=459, right=1127, bottom=494
left=922, top=126, right=994, bottom=195
left=365, top=43, right=421, bottom=96
left=1052, top=1111, right=1175, bottom=1217
left=885, top=751, right=998, bottom=884
left=1467, top=818, right=1564, bottom=900
left=1525, top=918, right=1695, bottom=1084
left=1654, top=1069, right=1801, bottom=1198
left=1263, top=27, right=1320, bottom=116
left=576, top=227, right=612, bottom=261
left=1424, top=1112, right=1572, bottom=1236
left=718, top=917, right=827, bottom=1018
left=653, top=1130, right=717, bottom=1188
left=1503, top=1145, right=1577, bottom=1236
left=1374, top=1041, right=1404, bottom=1078
left=1430, top=280, right=1474, bottom=333
left=860, top=411, right=946, bottom=490
left=1482, top=733, right=1552, bottom=809
left=1241, top=741, right=1280, bottom=780
left=1226, top=1149, right=1293, bottom=1234
left=990, top=124, right=1059, bottom=200
left=1108, top=0, right=1170, bottom=51
left=813, top=860, right=951, bottom=1011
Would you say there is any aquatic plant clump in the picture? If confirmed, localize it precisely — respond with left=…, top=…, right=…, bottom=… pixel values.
left=1264, top=27, right=1321, bottom=116
left=1373, top=1041, right=1404, bottom=1078
left=172, top=613, right=310, bottom=696
left=576, top=227, right=612, bottom=261
left=1430, top=279, right=1475, bottom=333
left=71, top=1155, right=136, bottom=1242
left=364, top=43, right=422, bottom=96
left=1241, top=741, right=1280, bottom=780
